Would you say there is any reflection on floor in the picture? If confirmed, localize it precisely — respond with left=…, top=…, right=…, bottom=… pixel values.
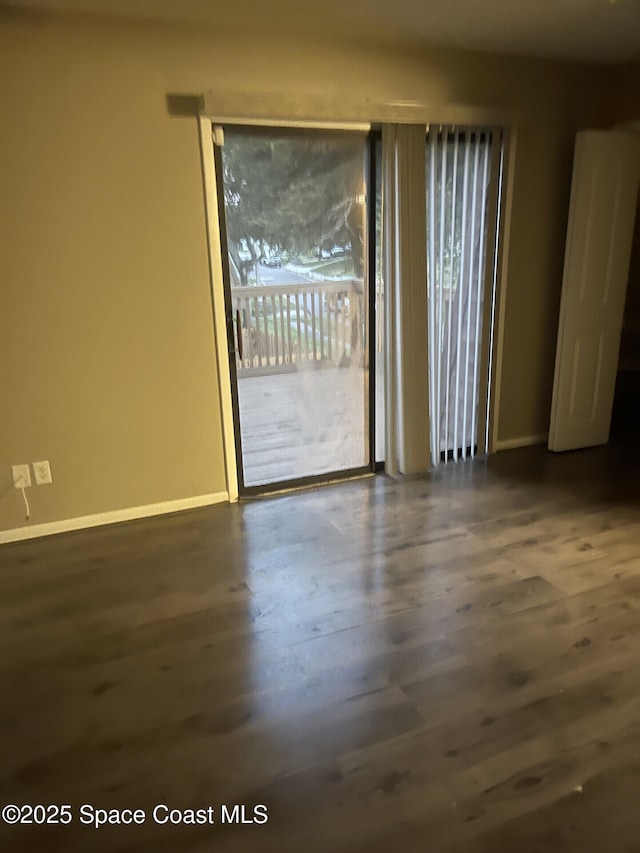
left=1, top=441, right=640, bottom=852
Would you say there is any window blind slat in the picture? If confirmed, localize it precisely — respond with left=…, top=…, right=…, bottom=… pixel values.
left=426, top=126, right=500, bottom=466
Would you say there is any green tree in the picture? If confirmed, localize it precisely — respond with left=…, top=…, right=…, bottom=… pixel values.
left=221, top=132, right=367, bottom=284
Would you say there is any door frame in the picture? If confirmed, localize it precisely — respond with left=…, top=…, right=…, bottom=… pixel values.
left=210, top=122, right=379, bottom=496
left=199, top=117, right=239, bottom=501
left=198, top=100, right=515, bottom=500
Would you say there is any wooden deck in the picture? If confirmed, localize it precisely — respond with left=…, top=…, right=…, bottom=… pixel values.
left=231, top=276, right=385, bottom=486
left=237, top=365, right=371, bottom=486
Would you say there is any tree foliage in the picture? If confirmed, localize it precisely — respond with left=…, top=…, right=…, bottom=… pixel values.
left=221, top=132, right=367, bottom=284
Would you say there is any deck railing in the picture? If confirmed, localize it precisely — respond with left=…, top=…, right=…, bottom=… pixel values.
left=231, top=280, right=366, bottom=375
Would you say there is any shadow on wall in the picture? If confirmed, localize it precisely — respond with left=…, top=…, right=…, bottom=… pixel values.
left=612, top=191, right=640, bottom=440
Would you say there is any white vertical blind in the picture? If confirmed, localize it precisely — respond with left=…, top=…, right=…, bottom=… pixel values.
left=426, top=126, right=496, bottom=464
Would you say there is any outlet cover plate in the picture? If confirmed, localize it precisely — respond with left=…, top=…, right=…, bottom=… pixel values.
left=33, top=460, right=53, bottom=485
left=12, top=464, right=31, bottom=489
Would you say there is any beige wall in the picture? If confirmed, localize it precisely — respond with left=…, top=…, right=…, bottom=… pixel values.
left=0, top=10, right=613, bottom=533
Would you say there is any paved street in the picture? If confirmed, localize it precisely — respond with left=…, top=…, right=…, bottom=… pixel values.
left=253, top=264, right=314, bottom=287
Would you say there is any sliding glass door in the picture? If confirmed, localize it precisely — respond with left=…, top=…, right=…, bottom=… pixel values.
left=215, top=128, right=374, bottom=492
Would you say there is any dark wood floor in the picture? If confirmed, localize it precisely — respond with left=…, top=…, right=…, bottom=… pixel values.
left=1, top=441, right=640, bottom=853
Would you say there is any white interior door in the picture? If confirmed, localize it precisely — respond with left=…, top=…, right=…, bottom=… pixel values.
left=549, top=130, right=640, bottom=452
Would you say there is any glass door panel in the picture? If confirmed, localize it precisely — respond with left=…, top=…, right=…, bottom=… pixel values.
left=218, top=128, right=372, bottom=490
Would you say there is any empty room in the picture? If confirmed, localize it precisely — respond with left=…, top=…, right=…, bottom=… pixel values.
left=1, top=1, right=640, bottom=851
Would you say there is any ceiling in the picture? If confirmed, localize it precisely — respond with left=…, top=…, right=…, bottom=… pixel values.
left=4, top=0, right=640, bottom=63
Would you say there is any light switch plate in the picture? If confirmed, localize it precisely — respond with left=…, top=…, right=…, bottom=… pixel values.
left=33, top=460, right=53, bottom=485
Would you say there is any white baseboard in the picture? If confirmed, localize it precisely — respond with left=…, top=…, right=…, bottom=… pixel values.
left=494, top=433, right=549, bottom=452
left=0, top=492, right=228, bottom=545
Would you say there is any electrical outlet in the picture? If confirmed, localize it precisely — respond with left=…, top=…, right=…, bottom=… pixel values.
left=33, top=460, right=53, bottom=485
left=12, top=464, right=31, bottom=489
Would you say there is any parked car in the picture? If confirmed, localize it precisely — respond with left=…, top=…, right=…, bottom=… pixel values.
left=261, top=256, right=282, bottom=268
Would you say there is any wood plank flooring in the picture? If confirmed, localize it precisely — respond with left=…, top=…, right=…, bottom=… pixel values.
left=1, top=441, right=639, bottom=852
